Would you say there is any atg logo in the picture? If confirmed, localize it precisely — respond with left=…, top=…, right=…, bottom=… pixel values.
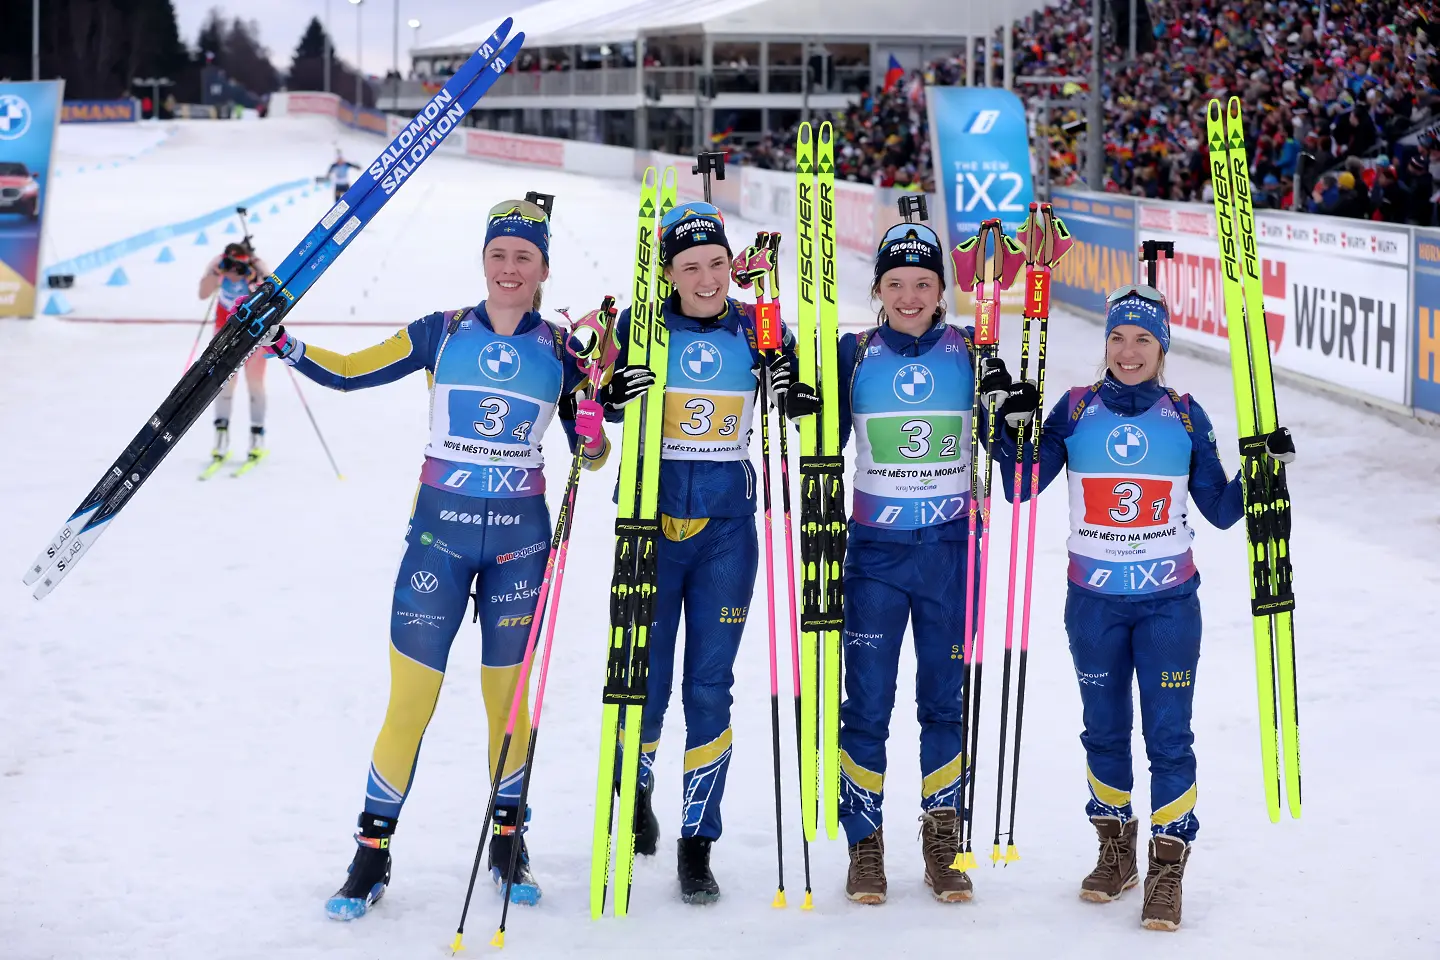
left=480, top=341, right=520, bottom=381
left=0, top=95, right=31, bottom=141
left=1106, top=423, right=1149, bottom=466
left=682, top=340, right=722, bottom=382
left=893, top=363, right=934, bottom=404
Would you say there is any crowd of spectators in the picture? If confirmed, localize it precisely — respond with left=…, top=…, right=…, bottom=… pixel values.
left=722, top=0, right=1440, bottom=223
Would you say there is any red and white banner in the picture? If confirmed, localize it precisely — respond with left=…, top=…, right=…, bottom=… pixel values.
left=1137, top=199, right=1411, bottom=405
left=464, top=129, right=564, bottom=167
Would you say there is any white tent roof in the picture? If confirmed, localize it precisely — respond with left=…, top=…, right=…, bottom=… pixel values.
left=416, top=0, right=1047, bottom=56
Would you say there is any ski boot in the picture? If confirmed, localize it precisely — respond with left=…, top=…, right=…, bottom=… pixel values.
left=845, top=827, right=887, bottom=904
left=489, top=806, right=541, bottom=906
left=325, top=812, right=395, bottom=920
left=919, top=809, right=973, bottom=902
left=200, top=419, right=230, bottom=479
left=633, top=777, right=659, bottom=857
left=1141, top=835, right=1190, bottom=931
left=1079, top=816, right=1140, bottom=902
left=233, top=426, right=268, bottom=476
left=676, top=836, right=720, bottom=905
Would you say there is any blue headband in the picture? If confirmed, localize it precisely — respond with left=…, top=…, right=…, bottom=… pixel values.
left=484, top=210, right=550, bottom=263
left=1105, top=293, right=1171, bottom=353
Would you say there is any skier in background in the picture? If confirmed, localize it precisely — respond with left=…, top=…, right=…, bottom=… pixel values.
left=198, top=241, right=269, bottom=471
left=261, top=198, right=615, bottom=920
left=828, top=221, right=985, bottom=905
left=987, top=284, right=1295, bottom=931
left=327, top=150, right=361, bottom=201
left=597, top=202, right=819, bottom=904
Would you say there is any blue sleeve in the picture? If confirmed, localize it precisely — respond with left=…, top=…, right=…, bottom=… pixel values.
left=996, top=393, right=1073, bottom=504
left=1183, top=398, right=1244, bottom=529
left=288, top=312, right=442, bottom=391
left=836, top=332, right=858, bottom=450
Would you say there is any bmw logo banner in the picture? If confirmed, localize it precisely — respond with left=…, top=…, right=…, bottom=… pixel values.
left=0, top=80, right=64, bottom=317
left=924, top=85, right=1034, bottom=319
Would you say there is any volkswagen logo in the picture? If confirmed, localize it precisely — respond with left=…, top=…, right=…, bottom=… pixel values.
left=410, top=570, right=439, bottom=594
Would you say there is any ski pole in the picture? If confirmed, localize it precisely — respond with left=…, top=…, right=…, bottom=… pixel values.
left=767, top=230, right=813, bottom=908
left=452, top=297, right=616, bottom=953
left=1002, top=204, right=1072, bottom=860
left=744, top=231, right=790, bottom=909
left=282, top=362, right=345, bottom=480
left=184, top=293, right=219, bottom=370
left=950, top=220, right=1024, bottom=869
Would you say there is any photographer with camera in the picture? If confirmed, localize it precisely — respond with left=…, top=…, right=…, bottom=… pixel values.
left=198, top=241, right=271, bottom=474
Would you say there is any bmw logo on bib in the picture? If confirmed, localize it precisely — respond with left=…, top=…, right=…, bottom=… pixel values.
left=0, top=95, right=31, bottom=141
left=893, top=363, right=934, bottom=404
left=1106, top=423, right=1149, bottom=465
left=480, top=342, right=521, bottom=381
left=683, top=340, right=722, bottom=382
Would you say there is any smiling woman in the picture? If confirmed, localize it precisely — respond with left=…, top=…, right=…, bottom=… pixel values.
left=247, top=193, right=615, bottom=920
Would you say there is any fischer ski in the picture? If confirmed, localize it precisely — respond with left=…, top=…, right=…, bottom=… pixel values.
left=793, top=121, right=845, bottom=843
left=1207, top=96, right=1301, bottom=823
left=22, top=20, right=525, bottom=599
left=591, top=166, right=675, bottom=919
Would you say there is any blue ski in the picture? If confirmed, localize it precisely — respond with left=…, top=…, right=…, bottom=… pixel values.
left=24, top=23, right=526, bottom=599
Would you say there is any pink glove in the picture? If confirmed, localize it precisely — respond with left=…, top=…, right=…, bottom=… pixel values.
left=730, top=244, right=776, bottom=289
left=575, top=397, right=605, bottom=451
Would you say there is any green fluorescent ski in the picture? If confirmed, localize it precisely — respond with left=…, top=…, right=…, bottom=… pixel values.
left=591, top=167, right=662, bottom=918
left=793, top=122, right=820, bottom=844
left=816, top=120, right=844, bottom=842
left=1207, top=97, right=1300, bottom=823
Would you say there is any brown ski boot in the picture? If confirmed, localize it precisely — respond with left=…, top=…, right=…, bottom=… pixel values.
left=845, top=827, right=887, bottom=904
left=919, top=809, right=973, bottom=903
left=1141, top=835, right=1191, bottom=931
left=1079, top=816, right=1140, bottom=902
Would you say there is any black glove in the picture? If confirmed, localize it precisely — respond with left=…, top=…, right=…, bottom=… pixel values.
left=598, top=364, right=655, bottom=411
left=763, top=352, right=795, bottom=398
left=783, top=381, right=821, bottom=419
left=1264, top=426, right=1296, bottom=463
left=998, top=381, right=1040, bottom=431
left=978, top=356, right=1013, bottom=409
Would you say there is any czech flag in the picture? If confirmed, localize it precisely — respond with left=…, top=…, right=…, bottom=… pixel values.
left=883, top=54, right=904, bottom=94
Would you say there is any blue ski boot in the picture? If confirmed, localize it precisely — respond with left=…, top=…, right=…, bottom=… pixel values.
left=325, top=813, right=395, bottom=920
left=489, top=806, right=541, bottom=905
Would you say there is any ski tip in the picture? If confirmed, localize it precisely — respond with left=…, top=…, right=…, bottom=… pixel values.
left=802, top=891, right=814, bottom=910
left=450, top=931, right=466, bottom=954
left=489, top=929, right=504, bottom=949
left=772, top=889, right=787, bottom=909
left=1207, top=98, right=1222, bottom=122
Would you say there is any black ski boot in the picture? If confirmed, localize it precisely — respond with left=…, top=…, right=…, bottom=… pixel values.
left=489, top=806, right=542, bottom=905
left=325, top=812, right=395, bottom=921
left=677, top=836, right=720, bottom=904
left=634, top=777, right=659, bottom=857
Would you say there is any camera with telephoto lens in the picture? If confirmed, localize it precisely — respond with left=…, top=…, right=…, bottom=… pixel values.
left=219, top=256, right=251, bottom=274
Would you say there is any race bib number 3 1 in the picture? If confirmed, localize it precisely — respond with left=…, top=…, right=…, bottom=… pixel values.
left=1081, top=477, right=1173, bottom=527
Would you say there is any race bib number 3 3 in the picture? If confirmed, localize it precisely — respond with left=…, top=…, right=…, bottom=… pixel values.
left=664, top=392, right=745, bottom=442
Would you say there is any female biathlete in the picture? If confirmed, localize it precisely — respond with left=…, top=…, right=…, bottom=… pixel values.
left=262, top=198, right=614, bottom=919
left=199, top=242, right=270, bottom=468
left=600, top=202, right=818, bottom=904
left=831, top=221, right=986, bottom=905
left=989, top=285, right=1294, bottom=930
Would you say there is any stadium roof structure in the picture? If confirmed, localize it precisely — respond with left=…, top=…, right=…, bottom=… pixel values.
left=415, top=0, right=1042, bottom=56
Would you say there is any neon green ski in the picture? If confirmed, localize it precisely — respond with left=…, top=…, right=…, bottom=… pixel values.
left=590, top=166, right=676, bottom=919
left=1207, top=96, right=1300, bottom=823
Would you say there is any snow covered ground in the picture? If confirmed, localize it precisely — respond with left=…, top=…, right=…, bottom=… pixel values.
left=2, top=118, right=1437, bottom=959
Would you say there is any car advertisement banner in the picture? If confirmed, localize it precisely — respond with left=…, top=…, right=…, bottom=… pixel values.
left=926, top=86, right=1035, bottom=247
left=1411, top=231, right=1440, bottom=416
left=1135, top=200, right=1411, bottom=406
left=0, top=80, right=63, bottom=317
